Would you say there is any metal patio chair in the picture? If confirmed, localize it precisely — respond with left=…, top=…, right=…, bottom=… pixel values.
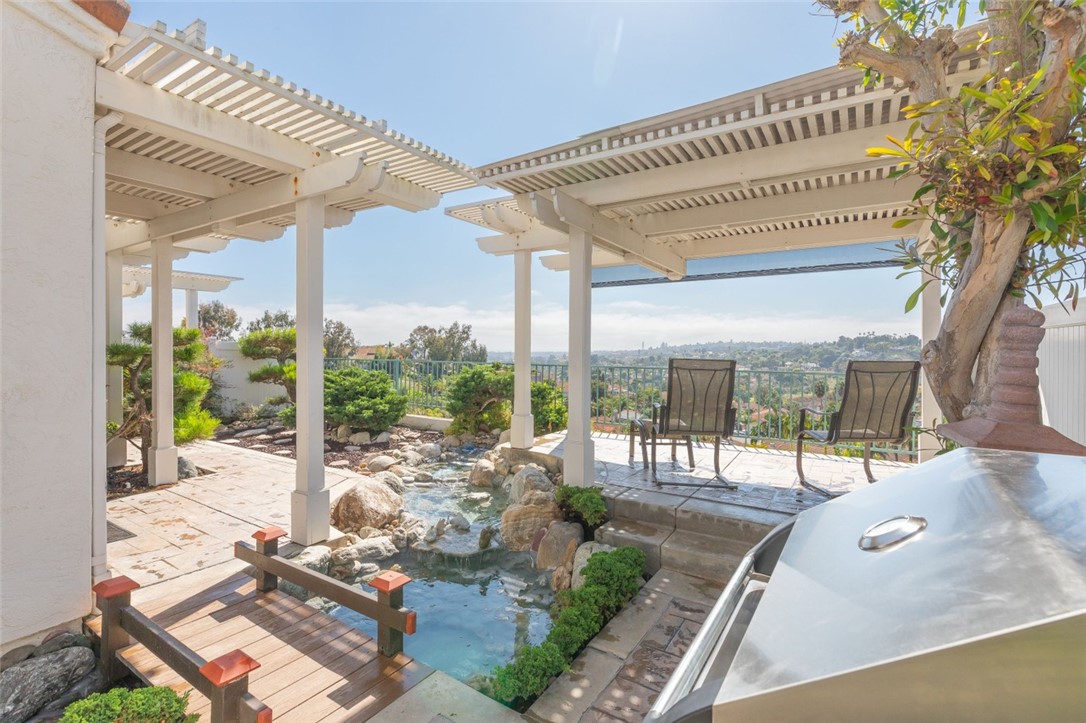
left=629, top=358, right=738, bottom=489
left=795, top=360, right=921, bottom=496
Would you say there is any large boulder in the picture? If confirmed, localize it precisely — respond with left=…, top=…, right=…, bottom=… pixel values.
left=177, top=457, right=198, bottom=480
left=372, top=470, right=405, bottom=495
left=0, top=646, right=96, bottom=723
left=330, top=536, right=398, bottom=567
left=535, top=521, right=584, bottom=570
left=468, top=458, right=498, bottom=488
left=417, top=442, right=442, bottom=460
left=571, top=541, right=615, bottom=589
left=510, top=465, right=553, bottom=504
left=331, top=477, right=403, bottom=531
left=366, top=455, right=397, bottom=473
left=280, top=544, right=332, bottom=600
left=501, top=500, right=563, bottom=551
left=348, top=431, right=371, bottom=445
left=440, top=435, right=460, bottom=450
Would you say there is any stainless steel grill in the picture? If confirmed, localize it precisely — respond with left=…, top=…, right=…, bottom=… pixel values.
left=647, top=448, right=1086, bottom=722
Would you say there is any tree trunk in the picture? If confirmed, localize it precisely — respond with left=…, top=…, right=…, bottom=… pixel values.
left=967, top=293, right=1027, bottom=420
left=921, top=211, right=1031, bottom=421
left=140, top=418, right=151, bottom=471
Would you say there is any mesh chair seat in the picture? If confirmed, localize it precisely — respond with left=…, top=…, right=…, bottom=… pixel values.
left=795, top=360, right=920, bottom=496
left=630, top=358, right=738, bottom=489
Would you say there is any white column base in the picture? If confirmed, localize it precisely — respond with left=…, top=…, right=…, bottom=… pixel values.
left=510, top=413, right=535, bottom=449
left=91, top=556, right=110, bottom=584
left=563, top=436, right=596, bottom=487
left=107, top=437, right=128, bottom=468
left=148, top=444, right=178, bottom=486
left=291, top=488, right=331, bottom=545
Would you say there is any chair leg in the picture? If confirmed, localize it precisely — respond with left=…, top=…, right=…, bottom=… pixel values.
left=713, top=436, right=737, bottom=490
left=686, top=437, right=695, bottom=468
left=670, top=439, right=678, bottom=463
left=797, top=435, right=841, bottom=498
left=651, top=430, right=659, bottom=482
left=640, top=425, right=649, bottom=469
left=863, top=442, right=876, bottom=484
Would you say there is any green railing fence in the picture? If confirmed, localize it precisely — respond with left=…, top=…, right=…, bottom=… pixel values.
left=325, top=358, right=918, bottom=459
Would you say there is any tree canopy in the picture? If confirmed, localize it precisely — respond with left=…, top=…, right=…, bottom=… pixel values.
left=323, top=319, right=358, bottom=358
left=246, top=309, right=295, bottom=333
left=821, top=0, right=1086, bottom=422
left=198, top=300, right=241, bottom=340
left=402, top=322, right=487, bottom=362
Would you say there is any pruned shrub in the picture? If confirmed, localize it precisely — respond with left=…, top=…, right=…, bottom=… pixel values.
left=446, top=364, right=513, bottom=434
left=555, top=485, right=609, bottom=529
left=324, top=367, right=406, bottom=433
left=238, top=328, right=297, bottom=403
left=490, top=546, right=646, bottom=708
left=61, top=686, right=197, bottom=723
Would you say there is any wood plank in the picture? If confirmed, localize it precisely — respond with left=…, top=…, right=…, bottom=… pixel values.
left=274, top=653, right=413, bottom=723
left=317, top=659, right=433, bottom=722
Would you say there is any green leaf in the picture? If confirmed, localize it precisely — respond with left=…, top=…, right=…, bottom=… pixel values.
left=904, top=279, right=933, bottom=313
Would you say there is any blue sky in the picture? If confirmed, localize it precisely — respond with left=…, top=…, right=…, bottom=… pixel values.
left=124, top=1, right=923, bottom=351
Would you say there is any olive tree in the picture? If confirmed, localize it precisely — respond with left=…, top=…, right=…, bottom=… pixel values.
left=821, top=0, right=1086, bottom=422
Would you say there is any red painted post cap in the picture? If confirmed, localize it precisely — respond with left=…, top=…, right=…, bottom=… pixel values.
left=92, top=575, right=141, bottom=599
left=252, top=527, right=288, bottom=543
left=256, top=705, right=274, bottom=723
left=404, top=610, right=417, bottom=636
left=370, top=571, right=412, bottom=593
left=199, top=649, right=261, bottom=687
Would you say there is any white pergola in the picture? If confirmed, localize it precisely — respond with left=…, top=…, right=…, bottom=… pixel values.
left=448, top=58, right=987, bottom=485
left=95, top=18, right=475, bottom=567
left=120, top=265, right=241, bottom=322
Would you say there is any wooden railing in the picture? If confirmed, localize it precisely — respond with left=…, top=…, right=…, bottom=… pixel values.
left=92, top=577, right=272, bottom=723
left=234, top=526, right=416, bottom=656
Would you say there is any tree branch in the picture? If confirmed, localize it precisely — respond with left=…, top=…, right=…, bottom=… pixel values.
left=1033, top=2, right=1086, bottom=135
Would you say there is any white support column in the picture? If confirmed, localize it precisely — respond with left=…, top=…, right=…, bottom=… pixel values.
left=292, top=196, right=330, bottom=544
left=510, top=250, right=535, bottom=448
left=564, top=227, right=595, bottom=486
left=106, top=251, right=127, bottom=468
left=919, top=266, right=944, bottom=462
left=185, top=289, right=199, bottom=330
left=148, top=237, right=177, bottom=485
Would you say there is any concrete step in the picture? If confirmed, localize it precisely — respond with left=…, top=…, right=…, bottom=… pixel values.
left=660, top=529, right=750, bottom=584
left=675, top=497, right=790, bottom=545
left=611, top=488, right=688, bottom=528
left=596, top=518, right=672, bottom=574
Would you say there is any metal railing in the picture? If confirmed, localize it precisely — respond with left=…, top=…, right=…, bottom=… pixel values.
left=324, top=358, right=918, bottom=459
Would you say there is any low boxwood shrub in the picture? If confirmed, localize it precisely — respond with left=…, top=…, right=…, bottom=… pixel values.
left=324, top=367, right=406, bottom=433
left=491, top=546, right=646, bottom=709
left=61, top=686, right=197, bottom=723
left=555, top=485, right=609, bottom=529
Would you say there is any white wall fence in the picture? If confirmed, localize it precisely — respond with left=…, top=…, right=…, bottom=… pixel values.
left=210, top=341, right=287, bottom=415
left=1038, top=303, right=1086, bottom=446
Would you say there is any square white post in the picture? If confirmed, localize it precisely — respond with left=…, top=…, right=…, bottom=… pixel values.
left=919, top=266, right=944, bottom=463
left=564, top=227, right=595, bottom=486
left=292, top=196, right=330, bottom=545
left=510, top=249, right=535, bottom=448
left=106, top=251, right=127, bottom=467
left=185, top=289, right=199, bottom=330
left=148, top=237, right=177, bottom=485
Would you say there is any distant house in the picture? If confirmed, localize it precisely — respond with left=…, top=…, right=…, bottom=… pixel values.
left=353, top=345, right=380, bottom=359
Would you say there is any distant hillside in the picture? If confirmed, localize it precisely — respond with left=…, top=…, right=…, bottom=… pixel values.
left=493, top=333, right=921, bottom=372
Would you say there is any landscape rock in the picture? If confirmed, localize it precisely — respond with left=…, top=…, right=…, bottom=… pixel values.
left=29, top=633, right=91, bottom=659
left=348, top=431, right=371, bottom=445
left=494, top=457, right=511, bottom=477
left=479, top=526, right=496, bottom=549
left=274, top=429, right=296, bottom=439
left=402, top=450, right=423, bottom=467
left=331, top=477, right=404, bottom=530
left=499, top=429, right=512, bottom=445
left=235, top=427, right=268, bottom=439
left=366, top=455, right=397, bottom=473
left=273, top=438, right=293, bottom=446
left=500, top=501, right=563, bottom=551
left=344, top=445, right=361, bottom=452
left=416, top=442, right=442, bottom=460
left=177, top=457, right=198, bottom=480
left=440, top=435, right=460, bottom=449
left=336, top=424, right=351, bottom=442
left=372, top=470, right=405, bottom=495
left=324, top=443, right=332, bottom=452
left=413, top=470, right=434, bottom=482
left=551, top=565, right=572, bottom=592
left=374, top=431, right=391, bottom=444
left=510, top=465, right=553, bottom=504
left=459, top=432, right=476, bottom=446
left=468, top=458, right=498, bottom=488
left=0, top=646, right=96, bottom=723
left=572, top=542, right=616, bottom=589
left=328, top=460, right=350, bottom=468
left=448, top=513, right=471, bottom=532
left=535, top=521, right=584, bottom=570
left=33, top=668, right=109, bottom=718
left=0, top=647, right=34, bottom=673
left=330, top=536, right=398, bottom=567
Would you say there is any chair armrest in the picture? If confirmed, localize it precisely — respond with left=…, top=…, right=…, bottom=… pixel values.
left=724, top=406, right=737, bottom=438
left=797, top=407, right=826, bottom=435
left=652, top=402, right=665, bottom=432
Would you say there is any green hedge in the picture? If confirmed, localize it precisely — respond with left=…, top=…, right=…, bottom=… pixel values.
left=61, top=687, right=197, bottom=723
left=555, top=485, right=609, bottom=528
left=491, top=546, right=646, bottom=708
left=277, top=368, right=407, bottom=433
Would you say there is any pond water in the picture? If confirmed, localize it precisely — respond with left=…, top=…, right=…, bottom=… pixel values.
left=330, top=449, right=556, bottom=686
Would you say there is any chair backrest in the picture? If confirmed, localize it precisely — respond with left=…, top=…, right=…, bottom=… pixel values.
left=662, top=358, right=737, bottom=436
left=834, top=360, right=921, bottom=443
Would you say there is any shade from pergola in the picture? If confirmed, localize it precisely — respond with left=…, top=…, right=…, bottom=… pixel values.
left=447, top=58, right=985, bottom=482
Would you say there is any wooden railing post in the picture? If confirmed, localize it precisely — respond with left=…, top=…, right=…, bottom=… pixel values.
left=251, top=527, right=287, bottom=592
left=92, top=575, right=141, bottom=681
left=371, top=572, right=414, bottom=656
left=200, top=650, right=263, bottom=723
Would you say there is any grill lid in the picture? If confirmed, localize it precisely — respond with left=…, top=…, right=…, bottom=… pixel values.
left=720, top=448, right=1086, bottom=701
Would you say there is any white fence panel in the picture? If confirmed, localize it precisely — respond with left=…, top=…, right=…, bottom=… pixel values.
left=209, top=340, right=285, bottom=415
left=1038, top=304, right=1086, bottom=446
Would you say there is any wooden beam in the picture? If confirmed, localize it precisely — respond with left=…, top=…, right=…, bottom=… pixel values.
left=476, top=226, right=568, bottom=255
left=106, top=147, right=252, bottom=201
left=551, top=190, right=686, bottom=279
left=105, top=191, right=191, bottom=221
left=97, top=67, right=322, bottom=173
left=539, top=248, right=628, bottom=270
left=676, top=217, right=907, bottom=259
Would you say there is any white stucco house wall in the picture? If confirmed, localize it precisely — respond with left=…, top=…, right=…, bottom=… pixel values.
left=1, top=0, right=130, bottom=654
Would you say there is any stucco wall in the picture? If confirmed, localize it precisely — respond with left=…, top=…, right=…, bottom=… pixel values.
left=1038, top=304, right=1086, bottom=446
left=0, top=2, right=113, bottom=652
left=209, top=340, right=288, bottom=415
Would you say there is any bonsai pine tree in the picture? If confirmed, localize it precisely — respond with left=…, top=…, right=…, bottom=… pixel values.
left=238, top=328, right=297, bottom=403
left=107, top=323, right=219, bottom=470
left=820, top=0, right=1086, bottom=423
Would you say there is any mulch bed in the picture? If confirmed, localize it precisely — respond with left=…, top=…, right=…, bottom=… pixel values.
left=107, top=463, right=181, bottom=500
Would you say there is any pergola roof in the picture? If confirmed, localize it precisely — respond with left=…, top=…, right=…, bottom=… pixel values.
left=449, top=55, right=984, bottom=281
left=121, top=265, right=241, bottom=298
left=102, top=19, right=476, bottom=259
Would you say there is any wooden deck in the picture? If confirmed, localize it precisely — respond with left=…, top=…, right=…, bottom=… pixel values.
left=88, top=571, right=434, bottom=722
